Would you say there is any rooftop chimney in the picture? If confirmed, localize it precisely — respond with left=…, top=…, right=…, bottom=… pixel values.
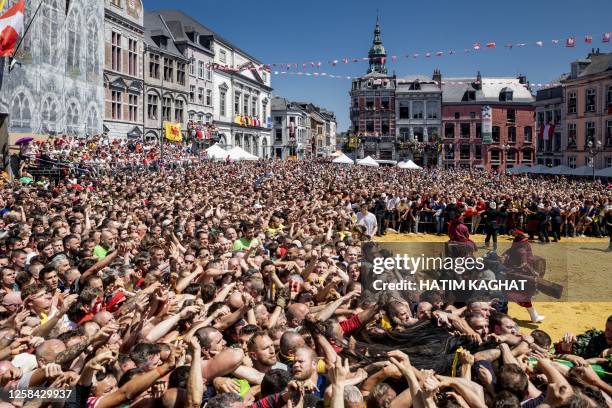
left=517, top=74, right=527, bottom=84
left=432, top=68, right=442, bottom=85
left=473, top=71, right=482, bottom=90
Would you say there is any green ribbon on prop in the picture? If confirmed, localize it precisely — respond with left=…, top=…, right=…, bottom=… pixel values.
left=528, top=357, right=611, bottom=380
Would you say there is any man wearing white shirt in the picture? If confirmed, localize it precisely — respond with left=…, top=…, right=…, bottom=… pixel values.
left=385, top=194, right=400, bottom=231
left=356, top=203, right=378, bottom=238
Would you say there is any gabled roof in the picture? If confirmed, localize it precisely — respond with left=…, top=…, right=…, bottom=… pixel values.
left=154, top=9, right=263, bottom=64
left=442, top=77, right=534, bottom=103
left=144, top=12, right=187, bottom=60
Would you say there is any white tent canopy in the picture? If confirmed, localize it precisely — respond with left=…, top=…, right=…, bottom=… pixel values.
left=397, top=160, right=422, bottom=170
left=569, top=165, right=594, bottom=176
left=507, top=164, right=529, bottom=174
left=331, top=153, right=354, bottom=164
left=356, top=156, right=380, bottom=167
left=524, top=164, right=549, bottom=174
left=204, top=143, right=228, bottom=160
left=226, top=146, right=259, bottom=161
left=595, top=167, right=612, bottom=177
left=547, top=165, right=573, bottom=175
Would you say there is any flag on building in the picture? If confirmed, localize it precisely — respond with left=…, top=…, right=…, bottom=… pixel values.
left=164, top=122, right=182, bottom=142
left=584, top=36, right=592, bottom=43
left=540, top=123, right=555, bottom=141
left=602, top=32, right=610, bottom=43
left=566, top=37, right=575, bottom=47
left=0, top=0, right=24, bottom=57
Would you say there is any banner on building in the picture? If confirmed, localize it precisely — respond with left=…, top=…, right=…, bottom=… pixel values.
left=481, top=105, right=493, bottom=145
left=164, top=122, right=182, bottom=142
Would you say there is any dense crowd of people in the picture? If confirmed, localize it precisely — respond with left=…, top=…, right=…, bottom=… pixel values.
left=0, top=136, right=610, bottom=407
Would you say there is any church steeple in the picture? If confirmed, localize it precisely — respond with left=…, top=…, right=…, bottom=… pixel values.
left=367, top=14, right=387, bottom=75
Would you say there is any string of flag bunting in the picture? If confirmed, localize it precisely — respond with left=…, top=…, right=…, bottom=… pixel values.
left=270, top=71, right=562, bottom=89
left=205, top=32, right=611, bottom=74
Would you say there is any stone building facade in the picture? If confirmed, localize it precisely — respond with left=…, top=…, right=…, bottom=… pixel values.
left=103, top=0, right=145, bottom=139
left=142, top=12, right=189, bottom=141
left=395, top=74, right=442, bottom=166
left=535, top=85, right=565, bottom=167
left=158, top=10, right=215, bottom=128
left=0, top=0, right=104, bottom=137
left=271, top=97, right=309, bottom=159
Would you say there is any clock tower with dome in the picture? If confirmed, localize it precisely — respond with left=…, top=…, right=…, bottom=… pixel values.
left=349, top=16, right=396, bottom=160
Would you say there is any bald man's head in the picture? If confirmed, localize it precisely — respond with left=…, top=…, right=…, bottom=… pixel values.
left=279, top=332, right=305, bottom=357
left=36, top=339, right=66, bottom=365
left=286, top=303, right=309, bottom=328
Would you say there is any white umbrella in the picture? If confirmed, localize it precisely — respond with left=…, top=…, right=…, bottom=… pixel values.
left=226, top=146, right=259, bottom=161
left=507, top=164, right=527, bottom=174
left=595, top=167, right=612, bottom=177
left=356, top=156, right=380, bottom=167
left=204, top=143, right=228, bottom=160
left=525, top=164, right=548, bottom=174
left=569, top=165, right=595, bottom=176
left=547, top=165, right=573, bottom=176
left=398, top=160, right=422, bottom=170
left=332, top=154, right=354, bottom=164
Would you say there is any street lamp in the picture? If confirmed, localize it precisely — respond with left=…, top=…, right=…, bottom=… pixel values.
left=587, top=139, right=603, bottom=181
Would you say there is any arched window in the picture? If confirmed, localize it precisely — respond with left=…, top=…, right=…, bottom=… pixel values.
left=86, top=106, right=100, bottom=135
left=87, top=22, right=100, bottom=76
left=41, top=96, right=59, bottom=132
left=66, top=101, right=80, bottom=134
left=40, top=0, right=60, bottom=65
left=66, top=7, right=81, bottom=72
left=10, top=92, right=32, bottom=131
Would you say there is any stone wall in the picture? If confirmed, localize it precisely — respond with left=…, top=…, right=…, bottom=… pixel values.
left=0, top=0, right=104, bottom=136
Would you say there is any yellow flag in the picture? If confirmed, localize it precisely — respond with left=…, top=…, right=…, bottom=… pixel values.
left=0, top=1, right=5, bottom=12
left=164, top=122, right=182, bottom=142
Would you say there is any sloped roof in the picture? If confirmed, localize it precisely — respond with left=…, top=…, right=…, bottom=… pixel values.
left=578, top=52, right=612, bottom=77
left=271, top=97, right=289, bottom=111
left=442, top=77, right=534, bottom=103
left=144, top=12, right=186, bottom=59
left=154, top=9, right=262, bottom=64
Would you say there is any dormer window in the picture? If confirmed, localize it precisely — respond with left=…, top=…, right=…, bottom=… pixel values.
left=499, top=88, right=513, bottom=101
left=409, top=82, right=421, bottom=90
left=462, top=90, right=476, bottom=101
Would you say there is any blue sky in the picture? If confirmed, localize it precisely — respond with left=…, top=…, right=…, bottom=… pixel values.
left=146, top=0, right=612, bottom=131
